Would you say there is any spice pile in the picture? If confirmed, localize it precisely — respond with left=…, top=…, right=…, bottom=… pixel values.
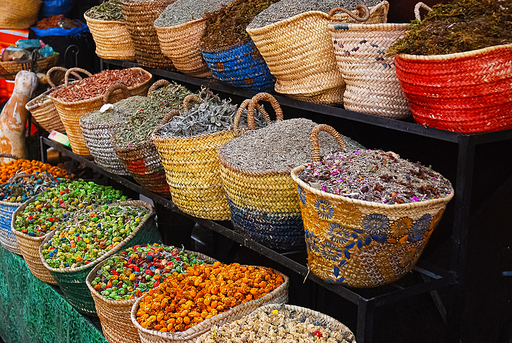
left=41, top=204, right=149, bottom=269
left=220, top=118, right=363, bottom=172
left=50, top=69, right=150, bottom=102
left=82, top=96, right=145, bottom=127
left=0, top=159, right=69, bottom=183
left=155, top=0, right=229, bottom=27
left=136, top=262, right=284, bottom=332
left=91, top=244, right=211, bottom=301
left=298, top=149, right=453, bottom=204
left=200, top=305, right=352, bottom=343
left=87, top=0, right=124, bottom=21
left=36, top=15, right=81, bottom=29
left=0, top=172, right=65, bottom=204
left=15, top=180, right=127, bottom=237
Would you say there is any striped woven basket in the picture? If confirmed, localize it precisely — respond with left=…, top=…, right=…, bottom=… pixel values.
left=0, top=53, right=59, bottom=81
left=246, top=2, right=389, bottom=104
left=290, top=124, right=455, bottom=287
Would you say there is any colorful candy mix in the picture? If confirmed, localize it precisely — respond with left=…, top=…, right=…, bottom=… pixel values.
left=0, top=172, right=66, bottom=203
left=0, top=159, right=69, bottom=183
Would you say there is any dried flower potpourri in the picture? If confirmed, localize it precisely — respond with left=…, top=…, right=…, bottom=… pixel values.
left=155, top=0, right=229, bottom=27
left=15, top=180, right=127, bottom=237
left=0, top=159, right=69, bottom=183
left=0, top=172, right=66, bottom=204
left=298, top=149, right=452, bottom=204
left=87, top=0, right=124, bottom=21
left=41, top=204, right=149, bottom=269
left=136, top=262, right=284, bottom=332
left=91, top=244, right=211, bottom=300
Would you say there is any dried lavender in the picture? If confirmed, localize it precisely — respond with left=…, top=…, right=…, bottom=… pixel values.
left=87, top=0, right=124, bottom=21
left=81, top=96, right=145, bottom=126
left=220, top=118, right=363, bottom=172
left=155, top=0, right=229, bottom=27
left=298, top=149, right=453, bottom=204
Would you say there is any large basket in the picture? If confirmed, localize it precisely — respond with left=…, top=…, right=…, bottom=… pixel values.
left=155, top=18, right=211, bottom=78
left=0, top=0, right=41, bottom=29
left=0, top=200, right=23, bottom=255
left=130, top=267, right=289, bottom=343
left=290, top=124, right=455, bottom=287
left=121, top=0, right=175, bottom=69
left=39, top=200, right=162, bottom=315
left=0, top=53, right=59, bottom=81
left=86, top=250, right=217, bottom=343
left=201, top=40, right=276, bottom=91
left=84, top=10, right=135, bottom=61
left=329, top=22, right=410, bottom=119
left=197, top=303, right=356, bottom=343
left=49, top=67, right=152, bottom=156
left=246, top=2, right=389, bottom=104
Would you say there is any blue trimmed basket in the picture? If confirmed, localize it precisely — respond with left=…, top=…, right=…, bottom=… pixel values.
left=201, top=40, right=276, bottom=91
left=0, top=200, right=23, bottom=254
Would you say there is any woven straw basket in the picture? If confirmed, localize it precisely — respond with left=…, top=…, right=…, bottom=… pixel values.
left=122, top=0, right=175, bottom=69
left=86, top=250, right=217, bottom=343
left=394, top=2, right=512, bottom=133
left=0, top=53, right=59, bottom=81
left=84, top=10, right=135, bottom=61
left=39, top=201, right=162, bottom=315
left=246, top=2, right=389, bottom=104
left=155, top=18, right=211, bottom=78
left=0, top=200, right=23, bottom=255
left=290, top=124, right=455, bottom=288
left=152, top=94, right=241, bottom=221
left=0, top=0, right=41, bottom=29
left=196, top=303, right=356, bottom=343
left=329, top=22, right=410, bottom=119
left=49, top=67, right=152, bottom=156
left=130, top=268, right=289, bottom=343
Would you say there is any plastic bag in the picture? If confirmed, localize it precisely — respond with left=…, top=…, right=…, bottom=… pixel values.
left=31, top=21, right=89, bottom=38
left=40, top=0, right=76, bottom=18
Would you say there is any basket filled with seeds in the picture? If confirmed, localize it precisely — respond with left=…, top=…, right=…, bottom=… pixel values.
left=197, top=303, right=356, bottom=343
left=291, top=124, right=454, bottom=287
left=85, top=0, right=136, bottom=61
left=48, top=67, right=152, bottom=156
left=246, top=0, right=388, bottom=104
left=218, top=93, right=364, bottom=251
left=131, top=262, right=289, bottom=343
left=40, top=200, right=162, bottom=314
left=13, top=180, right=128, bottom=284
left=152, top=88, right=269, bottom=220
left=155, top=0, right=230, bottom=77
left=86, top=244, right=216, bottom=343
left=113, top=80, right=192, bottom=197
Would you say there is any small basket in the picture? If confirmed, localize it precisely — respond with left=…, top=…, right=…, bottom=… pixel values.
left=0, top=53, right=59, bottom=81
left=39, top=200, right=162, bottom=315
left=130, top=268, right=289, bottom=343
left=84, top=9, right=135, bottom=61
left=49, top=67, right=152, bottom=156
left=329, top=21, right=410, bottom=119
left=86, top=249, right=217, bottom=343
left=201, top=40, right=276, bottom=91
left=0, top=200, right=23, bottom=255
left=0, top=0, right=41, bottom=30
left=290, top=124, right=455, bottom=287
left=121, top=0, right=175, bottom=69
left=394, top=2, right=512, bottom=133
left=246, top=2, right=389, bottom=104
left=155, top=18, right=212, bottom=78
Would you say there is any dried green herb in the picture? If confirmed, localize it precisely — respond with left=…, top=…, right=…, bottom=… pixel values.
left=87, top=0, right=124, bottom=21
left=388, top=0, right=512, bottom=56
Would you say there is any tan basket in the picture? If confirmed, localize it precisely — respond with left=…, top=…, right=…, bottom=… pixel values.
left=155, top=18, right=211, bottom=78
left=84, top=10, right=135, bottom=61
left=0, top=53, right=59, bottom=81
left=130, top=267, right=289, bottom=343
left=329, top=22, right=410, bottom=118
left=246, top=2, right=389, bottom=104
left=49, top=67, right=152, bottom=156
left=290, top=124, right=455, bottom=288
left=86, top=249, right=217, bottom=343
left=122, top=0, right=175, bottom=69
left=0, top=0, right=41, bottom=29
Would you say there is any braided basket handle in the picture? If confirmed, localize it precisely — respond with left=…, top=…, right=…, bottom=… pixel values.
left=310, top=124, right=347, bottom=162
left=103, top=83, right=130, bottom=104
left=246, top=92, right=283, bottom=130
left=414, top=2, right=432, bottom=21
left=183, top=94, right=203, bottom=112
left=232, top=99, right=271, bottom=134
left=47, top=67, right=83, bottom=88
left=0, top=153, right=20, bottom=162
left=160, top=109, right=180, bottom=126
left=148, top=79, right=171, bottom=96
left=328, top=4, right=370, bottom=22
left=64, top=67, right=93, bottom=87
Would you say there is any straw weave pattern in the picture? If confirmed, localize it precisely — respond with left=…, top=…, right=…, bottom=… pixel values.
left=26, top=87, right=66, bottom=133
left=0, top=0, right=41, bottom=29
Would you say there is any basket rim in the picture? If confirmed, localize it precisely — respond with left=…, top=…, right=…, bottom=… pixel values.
left=39, top=200, right=155, bottom=274
left=328, top=22, right=408, bottom=31
left=218, top=147, right=292, bottom=178
left=84, top=9, right=126, bottom=24
left=290, top=164, right=455, bottom=209
left=0, top=52, right=60, bottom=67
left=396, top=42, right=512, bottom=61
left=151, top=126, right=234, bottom=145
left=130, top=266, right=289, bottom=339
left=200, top=38, right=254, bottom=54
left=154, top=16, right=205, bottom=30
left=47, top=67, right=152, bottom=106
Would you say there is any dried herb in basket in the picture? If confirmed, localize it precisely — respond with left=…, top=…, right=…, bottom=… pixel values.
left=87, top=0, right=124, bottom=21
left=388, top=0, right=512, bottom=56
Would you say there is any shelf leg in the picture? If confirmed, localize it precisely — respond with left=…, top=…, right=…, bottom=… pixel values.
left=40, top=136, right=47, bottom=163
left=357, top=298, right=376, bottom=343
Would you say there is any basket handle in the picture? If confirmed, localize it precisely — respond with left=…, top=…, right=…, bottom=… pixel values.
left=328, top=4, right=370, bottom=22
left=160, top=109, right=180, bottom=126
left=47, top=66, right=83, bottom=88
left=64, top=67, right=93, bottom=87
left=414, top=2, right=432, bottom=21
left=310, top=124, right=347, bottom=162
left=0, top=153, right=20, bottom=163
left=245, top=92, right=283, bottom=130
left=148, top=79, right=171, bottom=96
left=233, top=99, right=268, bottom=133
left=183, top=94, right=203, bottom=112
left=103, top=83, right=130, bottom=104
